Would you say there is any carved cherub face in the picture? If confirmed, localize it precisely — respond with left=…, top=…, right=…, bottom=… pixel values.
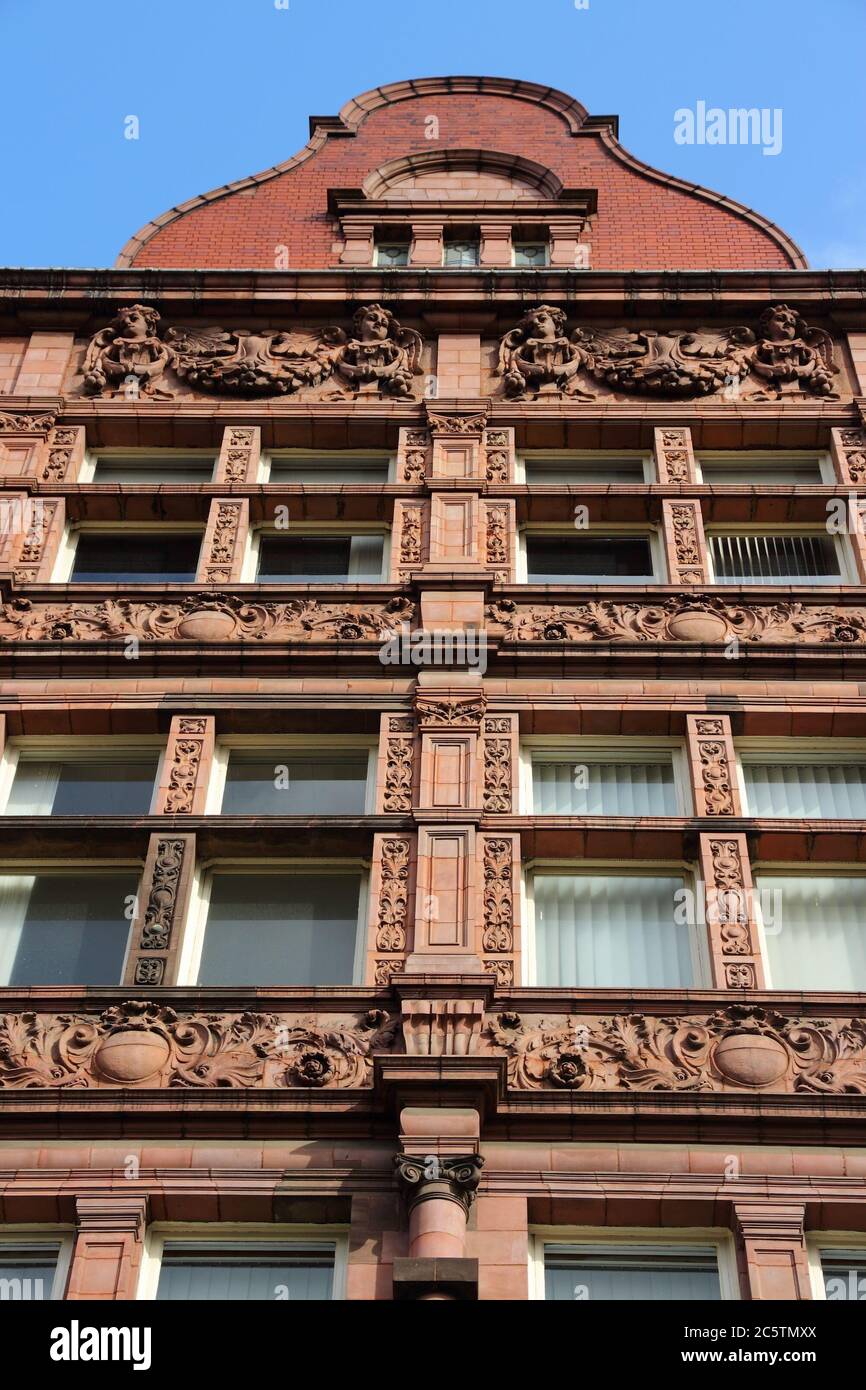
left=354, top=306, right=392, bottom=342
left=113, top=304, right=159, bottom=340
left=523, top=305, right=565, bottom=341
left=761, top=305, right=801, bottom=342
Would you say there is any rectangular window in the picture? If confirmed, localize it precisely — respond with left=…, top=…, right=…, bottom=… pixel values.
left=69, top=533, right=202, bottom=583
left=756, top=873, right=866, bottom=990
left=443, top=238, right=479, bottom=268
left=820, top=1249, right=866, bottom=1301
left=0, top=1244, right=61, bottom=1300
left=375, top=243, right=410, bottom=268
left=220, top=753, right=369, bottom=815
left=155, top=1242, right=336, bottom=1301
left=91, top=456, right=216, bottom=484
left=256, top=534, right=384, bottom=582
left=4, top=756, right=159, bottom=817
left=532, top=758, right=678, bottom=816
left=741, top=760, right=866, bottom=818
left=267, top=456, right=390, bottom=484
left=543, top=1244, right=721, bottom=1301
left=513, top=242, right=549, bottom=267
left=532, top=873, right=693, bottom=988
left=525, top=535, right=655, bottom=583
left=709, top=533, right=841, bottom=585
left=523, top=457, right=646, bottom=485
left=197, top=873, right=362, bottom=985
left=0, top=872, right=138, bottom=986
left=698, top=457, right=825, bottom=486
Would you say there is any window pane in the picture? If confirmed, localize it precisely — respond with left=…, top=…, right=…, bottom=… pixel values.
left=743, top=762, right=866, bottom=819
left=526, top=537, right=654, bottom=582
left=70, top=534, right=201, bottom=583
left=257, top=536, right=384, bottom=582
left=821, top=1251, right=866, bottom=1301
left=756, top=874, right=866, bottom=990
left=514, top=243, right=548, bottom=267
left=700, top=462, right=822, bottom=485
left=269, top=458, right=389, bottom=484
left=534, top=874, right=691, bottom=988
left=545, top=1246, right=720, bottom=1301
left=6, top=758, right=158, bottom=816
left=710, top=534, right=839, bottom=584
left=0, top=873, right=137, bottom=986
left=525, top=459, right=644, bottom=484
left=533, top=760, right=677, bottom=815
left=93, top=458, right=215, bottom=483
left=0, top=1247, right=59, bottom=1300
left=375, top=244, right=409, bottom=268
left=444, top=241, right=479, bottom=267
left=221, top=755, right=368, bottom=815
left=199, top=874, right=360, bottom=985
left=157, top=1244, right=334, bottom=1301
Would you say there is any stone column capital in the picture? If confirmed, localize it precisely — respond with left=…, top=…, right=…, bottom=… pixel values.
left=394, top=1153, right=484, bottom=1217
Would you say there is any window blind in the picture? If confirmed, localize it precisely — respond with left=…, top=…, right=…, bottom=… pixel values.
left=533, top=760, right=677, bottom=815
left=743, top=762, right=866, bottom=818
left=756, top=874, right=866, bottom=990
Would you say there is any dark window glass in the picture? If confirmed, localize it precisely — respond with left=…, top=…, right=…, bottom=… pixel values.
left=221, top=755, right=368, bottom=815
left=268, top=458, right=389, bottom=484
left=70, top=534, right=201, bottom=583
left=2, top=873, right=137, bottom=986
left=93, top=458, right=215, bottom=483
left=6, top=757, right=158, bottom=816
left=526, top=536, right=654, bottom=582
left=257, top=535, right=383, bottom=582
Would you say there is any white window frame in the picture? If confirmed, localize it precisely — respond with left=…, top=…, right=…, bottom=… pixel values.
left=0, top=860, right=143, bottom=987
left=753, top=862, right=866, bottom=990
left=529, top=1227, right=739, bottom=1301
left=512, top=240, right=550, bottom=268
left=243, top=523, right=390, bottom=584
left=180, top=860, right=369, bottom=988
left=0, top=736, right=165, bottom=816
left=442, top=238, right=480, bottom=268
left=522, top=861, right=709, bottom=988
left=52, top=522, right=205, bottom=584
left=80, top=448, right=218, bottom=484
left=696, top=450, right=834, bottom=486
left=206, top=737, right=377, bottom=816
left=518, top=524, right=664, bottom=584
left=374, top=242, right=411, bottom=269
left=260, top=449, right=395, bottom=485
left=520, top=736, right=690, bottom=816
left=516, top=450, right=653, bottom=485
left=807, top=1232, right=866, bottom=1301
left=705, top=524, right=854, bottom=586
left=0, top=1227, right=74, bottom=1301
left=137, top=1223, right=349, bottom=1301
left=735, top=738, right=866, bottom=818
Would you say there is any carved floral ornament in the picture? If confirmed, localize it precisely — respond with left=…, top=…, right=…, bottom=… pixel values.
left=496, top=303, right=841, bottom=401
left=82, top=303, right=424, bottom=400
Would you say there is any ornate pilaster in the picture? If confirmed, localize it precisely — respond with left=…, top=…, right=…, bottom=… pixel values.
left=686, top=714, right=742, bottom=816
left=662, top=498, right=708, bottom=584
left=214, top=425, right=261, bottom=483
left=654, top=425, right=697, bottom=483
left=122, top=832, right=196, bottom=987
left=699, top=832, right=766, bottom=989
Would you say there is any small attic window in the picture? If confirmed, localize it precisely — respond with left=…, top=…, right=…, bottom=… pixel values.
left=444, top=237, right=480, bottom=268
left=514, top=241, right=549, bottom=267
left=375, top=241, right=410, bottom=268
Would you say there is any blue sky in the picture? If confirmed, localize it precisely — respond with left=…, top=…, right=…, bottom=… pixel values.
left=2, top=0, right=864, bottom=269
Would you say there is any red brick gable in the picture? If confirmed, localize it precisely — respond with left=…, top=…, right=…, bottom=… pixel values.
left=119, top=76, right=804, bottom=271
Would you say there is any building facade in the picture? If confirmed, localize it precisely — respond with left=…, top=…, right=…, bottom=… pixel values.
left=1, top=75, right=866, bottom=1304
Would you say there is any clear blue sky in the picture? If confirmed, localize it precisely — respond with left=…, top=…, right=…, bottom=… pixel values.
left=2, top=0, right=864, bottom=269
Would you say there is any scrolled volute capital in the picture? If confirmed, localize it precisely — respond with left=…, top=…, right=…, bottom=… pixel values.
left=393, top=1153, right=484, bottom=1214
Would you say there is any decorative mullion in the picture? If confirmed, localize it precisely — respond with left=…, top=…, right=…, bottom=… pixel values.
left=122, top=832, right=196, bottom=987
left=654, top=426, right=697, bottom=483
left=478, top=831, right=521, bottom=987
left=482, top=426, right=515, bottom=483
left=686, top=714, right=742, bottom=816
left=214, top=425, right=261, bottom=484
left=481, top=498, right=516, bottom=582
left=13, top=497, right=65, bottom=582
left=392, top=499, right=427, bottom=581
left=699, top=831, right=766, bottom=990
left=830, top=426, right=866, bottom=485
left=397, top=426, right=432, bottom=484
left=154, top=716, right=215, bottom=815
left=366, top=832, right=417, bottom=985
left=39, top=424, right=85, bottom=484
left=196, top=498, right=249, bottom=583
left=480, top=713, right=519, bottom=814
left=661, top=498, right=708, bottom=584
left=375, top=712, right=417, bottom=814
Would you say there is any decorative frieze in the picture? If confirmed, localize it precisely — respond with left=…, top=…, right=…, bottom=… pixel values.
left=415, top=693, right=486, bottom=728
left=0, top=411, right=55, bottom=434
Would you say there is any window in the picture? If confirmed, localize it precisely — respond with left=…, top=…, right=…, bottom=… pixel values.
left=0, top=872, right=138, bottom=985
left=755, top=873, right=866, bottom=990
left=525, top=535, right=656, bottom=583
left=541, top=1242, right=722, bottom=1301
left=530, top=754, right=680, bottom=816
left=375, top=242, right=410, bottom=268
left=88, top=455, right=216, bottom=484
left=220, top=751, right=371, bottom=815
left=530, top=872, right=695, bottom=988
left=521, top=456, right=647, bottom=485
left=0, top=1239, right=69, bottom=1300
left=68, top=532, right=202, bottom=583
left=256, top=534, right=385, bottom=582
left=266, top=455, right=390, bottom=484
left=740, top=753, right=866, bottom=819
left=698, top=455, right=826, bottom=486
left=513, top=241, right=549, bottom=267
left=3, top=753, right=159, bottom=817
left=194, top=872, right=363, bottom=985
left=155, top=1242, right=336, bottom=1300
left=443, top=238, right=479, bottom=267
left=708, top=533, right=842, bottom=585
left=814, top=1246, right=866, bottom=1301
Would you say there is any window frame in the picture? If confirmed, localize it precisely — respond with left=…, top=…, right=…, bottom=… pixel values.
left=80, top=448, right=218, bottom=485
left=373, top=242, right=411, bottom=269
left=516, top=450, right=654, bottom=485
left=753, top=862, right=866, bottom=990
left=181, top=859, right=370, bottom=988
left=260, top=449, right=395, bottom=485
left=0, top=1227, right=74, bottom=1301
left=522, top=860, right=709, bottom=989
left=512, top=240, right=550, bottom=268
left=735, top=738, right=866, bottom=818
left=206, top=736, right=378, bottom=816
left=53, top=522, right=205, bottom=585
left=695, top=450, right=834, bottom=487
left=0, top=736, right=165, bottom=817
left=244, top=523, right=391, bottom=584
left=807, top=1231, right=866, bottom=1301
left=528, top=1227, right=740, bottom=1301
left=518, top=524, right=664, bottom=584
left=704, top=523, right=853, bottom=586
left=520, top=736, right=691, bottom=816
left=137, top=1223, right=349, bottom=1301
left=442, top=236, right=481, bottom=268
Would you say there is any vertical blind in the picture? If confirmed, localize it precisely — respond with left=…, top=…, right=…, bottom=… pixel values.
left=157, top=1245, right=334, bottom=1301
left=710, top=533, right=839, bottom=584
left=743, top=762, right=866, bottom=818
left=533, top=874, right=692, bottom=988
left=533, top=760, right=677, bottom=815
left=756, top=874, right=866, bottom=990
left=544, top=1246, right=720, bottom=1301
